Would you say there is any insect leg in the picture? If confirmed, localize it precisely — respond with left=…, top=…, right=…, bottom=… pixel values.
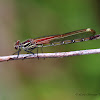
left=36, top=47, right=39, bottom=60
left=12, top=51, right=18, bottom=55
left=24, top=50, right=34, bottom=55
left=13, top=49, right=21, bottom=58
left=41, top=46, right=45, bottom=60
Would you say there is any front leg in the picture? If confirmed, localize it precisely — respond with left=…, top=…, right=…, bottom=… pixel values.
left=12, top=49, right=21, bottom=58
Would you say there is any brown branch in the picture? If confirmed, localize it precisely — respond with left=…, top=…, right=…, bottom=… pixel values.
left=0, top=48, right=100, bottom=62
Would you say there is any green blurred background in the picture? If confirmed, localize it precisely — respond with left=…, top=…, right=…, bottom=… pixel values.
left=0, top=0, right=100, bottom=100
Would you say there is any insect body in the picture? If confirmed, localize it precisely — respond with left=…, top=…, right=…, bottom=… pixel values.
left=14, top=28, right=100, bottom=57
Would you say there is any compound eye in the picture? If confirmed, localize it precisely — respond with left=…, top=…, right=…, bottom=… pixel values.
left=15, top=46, right=18, bottom=50
left=15, top=40, right=20, bottom=45
left=14, top=40, right=20, bottom=50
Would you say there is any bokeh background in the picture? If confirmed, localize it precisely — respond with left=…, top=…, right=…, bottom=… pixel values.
left=0, top=0, right=100, bottom=100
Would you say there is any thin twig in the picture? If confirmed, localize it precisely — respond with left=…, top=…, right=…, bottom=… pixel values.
left=0, top=48, right=100, bottom=62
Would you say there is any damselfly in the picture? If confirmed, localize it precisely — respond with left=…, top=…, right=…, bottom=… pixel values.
left=13, top=28, right=100, bottom=57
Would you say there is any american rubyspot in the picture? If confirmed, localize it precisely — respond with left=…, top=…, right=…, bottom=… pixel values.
left=13, top=28, right=100, bottom=57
